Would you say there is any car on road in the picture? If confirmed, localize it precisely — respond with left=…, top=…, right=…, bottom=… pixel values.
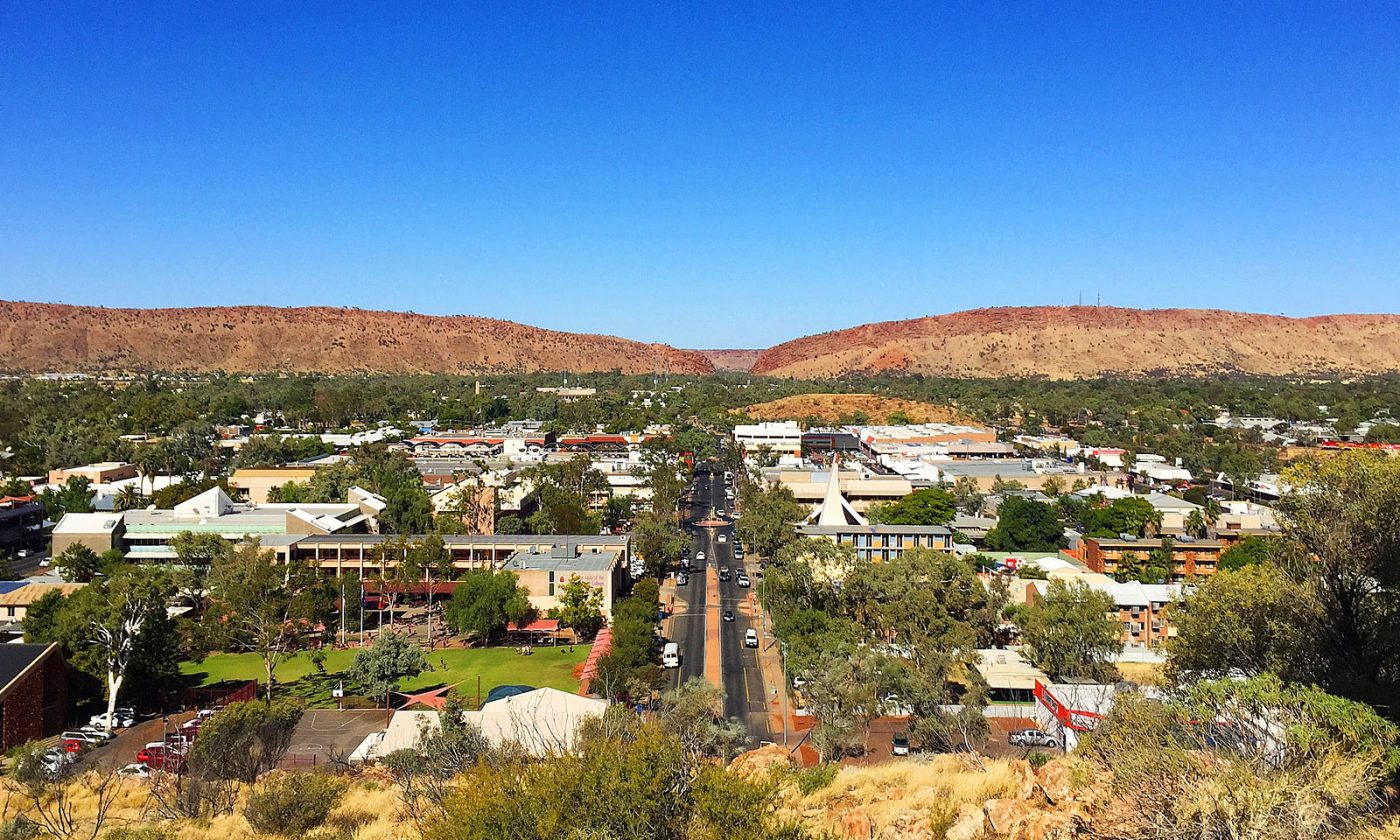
left=717, top=509, right=726, bottom=517
left=136, top=743, right=185, bottom=772
left=722, top=609, right=735, bottom=622
left=60, top=731, right=103, bottom=747
left=717, top=534, right=727, bottom=543
left=89, top=708, right=136, bottom=730
left=892, top=734, right=911, bottom=756
left=744, top=628, right=758, bottom=648
left=1008, top=728, right=1059, bottom=749
left=676, top=573, right=688, bottom=586
left=662, top=642, right=681, bottom=668
left=695, top=550, right=706, bottom=561
left=719, top=568, right=731, bottom=582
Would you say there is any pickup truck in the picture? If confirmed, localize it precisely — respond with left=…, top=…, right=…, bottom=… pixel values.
left=1008, top=728, right=1059, bottom=749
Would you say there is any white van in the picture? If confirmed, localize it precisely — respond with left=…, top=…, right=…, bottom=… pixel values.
left=662, top=642, right=680, bottom=668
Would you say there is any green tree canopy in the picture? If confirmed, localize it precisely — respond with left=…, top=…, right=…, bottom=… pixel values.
left=866, top=487, right=957, bottom=526
left=984, top=497, right=1065, bottom=551
left=443, top=569, right=533, bottom=641
left=350, top=630, right=427, bottom=710
left=1016, top=579, right=1120, bottom=681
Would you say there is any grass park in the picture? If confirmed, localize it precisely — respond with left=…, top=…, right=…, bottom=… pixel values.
left=181, top=643, right=592, bottom=708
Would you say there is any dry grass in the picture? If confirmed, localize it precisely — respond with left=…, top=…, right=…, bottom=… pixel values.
left=778, top=756, right=1021, bottom=837
left=0, top=774, right=418, bottom=840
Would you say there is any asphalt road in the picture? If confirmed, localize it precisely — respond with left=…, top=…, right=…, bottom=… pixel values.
left=666, top=469, right=717, bottom=688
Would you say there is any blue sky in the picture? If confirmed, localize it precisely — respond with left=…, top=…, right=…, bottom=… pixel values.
left=2, top=3, right=1397, bottom=348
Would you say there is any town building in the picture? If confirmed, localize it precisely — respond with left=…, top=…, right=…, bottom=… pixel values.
left=762, top=466, right=915, bottom=516
left=229, top=467, right=319, bottom=504
left=0, top=643, right=69, bottom=752
left=502, top=546, right=625, bottom=618
left=796, top=523, right=954, bottom=562
left=852, top=423, right=998, bottom=450
left=0, top=496, right=43, bottom=557
left=1080, top=536, right=1225, bottom=582
left=46, top=461, right=138, bottom=486
left=733, top=421, right=803, bottom=458
left=0, top=584, right=85, bottom=624
left=50, top=512, right=125, bottom=555
left=264, top=532, right=630, bottom=582
left=51, top=486, right=385, bottom=562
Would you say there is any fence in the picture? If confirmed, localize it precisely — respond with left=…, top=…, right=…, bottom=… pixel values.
left=182, top=679, right=258, bottom=710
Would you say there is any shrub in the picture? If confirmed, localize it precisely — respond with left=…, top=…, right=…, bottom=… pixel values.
left=1027, top=751, right=1050, bottom=769
left=102, top=828, right=176, bottom=840
left=795, top=763, right=838, bottom=796
left=243, top=773, right=347, bottom=836
left=0, top=818, right=38, bottom=840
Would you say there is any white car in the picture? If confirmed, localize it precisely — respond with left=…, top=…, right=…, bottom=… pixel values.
left=717, top=534, right=727, bottom=543
left=695, top=550, right=706, bottom=561
left=118, top=763, right=151, bottom=778
left=744, top=628, right=758, bottom=648
left=737, top=576, right=751, bottom=588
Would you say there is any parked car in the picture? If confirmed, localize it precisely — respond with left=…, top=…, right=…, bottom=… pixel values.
left=60, top=731, right=103, bottom=746
left=1008, top=728, right=1059, bottom=749
left=892, top=734, right=911, bottom=756
left=138, top=741, right=188, bottom=771
left=744, top=628, right=758, bottom=648
left=117, top=763, right=152, bottom=778
left=717, top=534, right=727, bottom=543
left=676, top=573, right=688, bottom=586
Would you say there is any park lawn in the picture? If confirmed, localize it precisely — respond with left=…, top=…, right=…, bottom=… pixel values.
left=181, top=644, right=592, bottom=707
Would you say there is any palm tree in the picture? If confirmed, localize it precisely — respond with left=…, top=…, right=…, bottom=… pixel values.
left=1183, top=508, right=1208, bottom=539
left=113, top=485, right=143, bottom=512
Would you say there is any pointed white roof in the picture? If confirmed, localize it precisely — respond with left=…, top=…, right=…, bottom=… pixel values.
left=809, top=455, right=868, bottom=527
left=173, top=486, right=236, bottom=517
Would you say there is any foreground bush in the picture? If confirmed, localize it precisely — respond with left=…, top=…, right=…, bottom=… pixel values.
left=1083, top=674, right=1399, bottom=839
left=423, top=717, right=808, bottom=840
left=243, top=773, right=346, bottom=836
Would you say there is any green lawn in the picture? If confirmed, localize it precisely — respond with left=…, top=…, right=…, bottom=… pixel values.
left=181, top=644, right=592, bottom=708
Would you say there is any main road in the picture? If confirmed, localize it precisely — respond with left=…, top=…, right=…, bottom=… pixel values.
left=665, top=461, right=775, bottom=743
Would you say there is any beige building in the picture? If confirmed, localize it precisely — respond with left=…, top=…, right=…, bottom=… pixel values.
left=229, top=468, right=319, bottom=504
left=0, top=584, right=85, bottom=622
left=47, top=462, right=137, bottom=486
left=50, top=513, right=125, bottom=556
left=502, top=547, right=624, bottom=618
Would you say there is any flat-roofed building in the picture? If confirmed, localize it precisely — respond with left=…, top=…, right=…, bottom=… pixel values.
left=503, top=546, right=624, bottom=618
left=733, top=421, right=803, bottom=458
left=0, top=496, right=43, bottom=556
left=47, top=462, right=138, bottom=486
left=265, top=533, right=631, bottom=583
left=229, top=467, right=319, bottom=504
left=1081, top=536, right=1225, bottom=582
left=853, top=423, right=997, bottom=450
left=796, top=523, right=954, bottom=562
left=50, top=512, right=125, bottom=556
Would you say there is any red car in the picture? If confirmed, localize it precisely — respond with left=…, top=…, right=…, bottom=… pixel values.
left=136, top=743, right=185, bottom=771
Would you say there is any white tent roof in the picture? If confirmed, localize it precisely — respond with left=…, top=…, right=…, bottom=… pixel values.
left=462, top=687, right=608, bottom=756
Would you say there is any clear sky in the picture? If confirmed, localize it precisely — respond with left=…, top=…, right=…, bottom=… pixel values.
left=2, top=3, right=1398, bottom=348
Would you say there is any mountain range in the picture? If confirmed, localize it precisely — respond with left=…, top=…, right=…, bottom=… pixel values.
left=4, top=301, right=1400, bottom=379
